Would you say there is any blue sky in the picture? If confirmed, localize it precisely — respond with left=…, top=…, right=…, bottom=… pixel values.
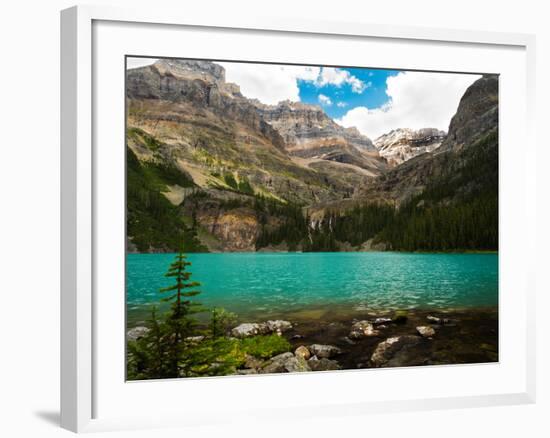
left=298, top=68, right=400, bottom=119
left=127, top=57, right=480, bottom=139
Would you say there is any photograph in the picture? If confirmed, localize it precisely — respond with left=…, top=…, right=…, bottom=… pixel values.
left=125, top=57, right=499, bottom=380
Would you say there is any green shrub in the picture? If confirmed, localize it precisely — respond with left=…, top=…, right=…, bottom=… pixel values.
left=240, top=334, right=292, bottom=359
left=185, top=338, right=246, bottom=376
left=224, top=173, right=238, bottom=190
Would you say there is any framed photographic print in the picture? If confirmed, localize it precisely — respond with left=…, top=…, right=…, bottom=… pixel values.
left=61, top=5, right=536, bottom=433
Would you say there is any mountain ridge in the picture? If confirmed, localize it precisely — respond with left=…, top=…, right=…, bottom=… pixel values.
left=126, top=59, right=498, bottom=252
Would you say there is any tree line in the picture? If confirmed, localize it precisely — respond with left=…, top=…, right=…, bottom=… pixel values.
left=255, top=130, right=498, bottom=252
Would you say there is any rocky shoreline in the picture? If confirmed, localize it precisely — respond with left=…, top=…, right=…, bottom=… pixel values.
left=127, top=307, right=498, bottom=374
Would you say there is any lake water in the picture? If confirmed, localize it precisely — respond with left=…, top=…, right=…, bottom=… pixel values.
left=127, top=252, right=498, bottom=324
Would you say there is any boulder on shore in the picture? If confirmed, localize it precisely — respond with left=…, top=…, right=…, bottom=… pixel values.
left=308, top=357, right=341, bottom=371
left=259, top=352, right=294, bottom=374
left=231, top=320, right=292, bottom=338
left=284, top=356, right=311, bottom=372
left=266, top=320, right=293, bottom=334
left=373, top=317, right=392, bottom=325
left=309, top=344, right=342, bottom=359
left=231, top=322, right=269, bottom=338
left=416, top=326, right=436, bottom=338
left=295, top=345, right=311, bottom=360
left=370, top=335, right=423, bottom=367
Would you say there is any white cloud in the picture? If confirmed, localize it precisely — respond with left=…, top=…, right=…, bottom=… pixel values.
left=318, top=94, right=332, bottom=106
left=337, top=71, right=481, bottom=139
left=220, top=62, right=320, bottom=105
left=316, top=67, right=367, bottom=93
left=220, top=63, right=369, bottom=104
left=126, top=57, right=157, bottom=69
left=336, top=101, right=348, bottom=108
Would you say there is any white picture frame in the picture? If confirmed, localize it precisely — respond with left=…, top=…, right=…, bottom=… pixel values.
left=60, top=4, right=537, bottom=433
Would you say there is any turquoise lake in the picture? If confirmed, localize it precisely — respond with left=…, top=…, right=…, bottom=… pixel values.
left=126, top=252, right=498, bottom=323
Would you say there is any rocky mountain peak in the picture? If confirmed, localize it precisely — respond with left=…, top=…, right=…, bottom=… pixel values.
left=153, top=58, right=226, bottom=83
left=374, top=128, right=446, bottom=167
left=258, top=100, right=377, bottom=154
left=440, top=74, right=498, bottom=152
left=127, top=58, right=385, bottom=176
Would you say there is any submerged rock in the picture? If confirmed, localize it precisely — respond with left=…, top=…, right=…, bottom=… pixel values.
left=392, top=310, right=409, bottom=324
left=416, top=326, right=436, bottom=338
left=349, top=321, right=380, bottom=339
left=294, top=345, right=311, bottom=360
left=309, top=344, right=342, bottom=359
left=126, top=326, right=150, bottom=341
left=427, top=315, right=451, bottom=325
left=370, top=335, right=423, bottom=367
left=308, top=358, right=341, bottom=371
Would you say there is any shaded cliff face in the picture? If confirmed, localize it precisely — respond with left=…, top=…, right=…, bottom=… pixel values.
left=374, top=128, right=446, bottom=167
left=439, top=75, right=499, bottom=153
left=196, top=207, right=260, bottom=252
left=357, top=75, right=498, bottom=205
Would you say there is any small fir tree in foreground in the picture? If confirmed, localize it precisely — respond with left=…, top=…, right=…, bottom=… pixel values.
left=160, top=251, right=205, bottom=377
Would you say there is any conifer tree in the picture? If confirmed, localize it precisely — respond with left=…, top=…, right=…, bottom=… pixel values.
left=160, top=251, right=204, bottom=377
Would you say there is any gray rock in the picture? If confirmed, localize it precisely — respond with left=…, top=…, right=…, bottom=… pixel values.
left=294, top=345, right=311, bottom=360
left=259, top=352, right=294, bottom=374
left=266, top=320, right=293, bottom=333
left=349, top=321, right=380, bottom=339
left=284, top=356, right=311, bottom=373
left=231, top=322, right=269, bottom=338
left=185, top=335, right=205, bottom=344
left=370, top=335, right=423, bottom=367
left=308, top=358, right=341, bottom=371
left=231, top=320, right=292, bottom=338
left=373, top=317, right=393, bottom=325
left=416, top=326, right=436, bottom=337
left=126, top=326, right=150, bottom=341
left=309, top=344, right=342, bottom=359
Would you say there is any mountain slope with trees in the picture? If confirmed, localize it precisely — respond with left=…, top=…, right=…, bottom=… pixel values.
left=126, top=59, right=498, bottom=253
